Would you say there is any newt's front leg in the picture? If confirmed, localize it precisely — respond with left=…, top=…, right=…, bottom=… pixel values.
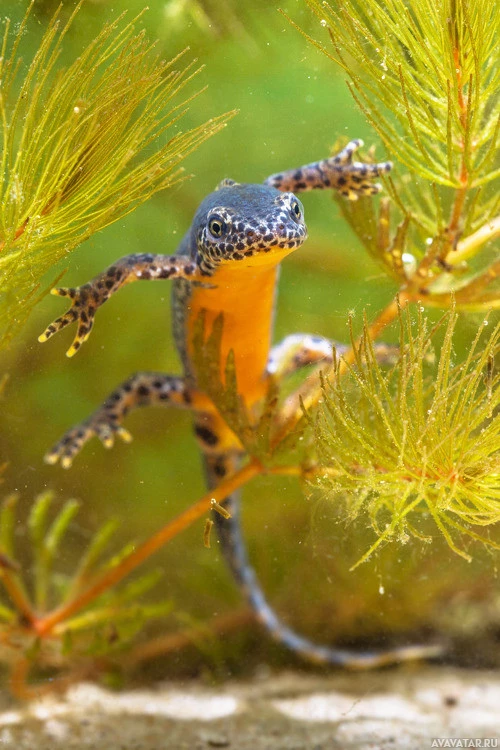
left=45, top=373, right=196, bottom=468
left=39, top=253, right=200, bottom=357
left=264, top=139, right=391, bottom=199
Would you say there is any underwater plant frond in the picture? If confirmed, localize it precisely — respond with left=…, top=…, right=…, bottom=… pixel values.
left=305, top=0, right=499, bottom=190
left=273, top=0, right=499, bottom=442
left=0, top=491, right=175, bottom=689
left=0, top=3, right=236, bottom=348
left=286, top=1, right=500, bottom=313
left=309, top=306, right=500, bottom=566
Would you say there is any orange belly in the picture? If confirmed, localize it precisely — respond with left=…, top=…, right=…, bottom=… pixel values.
left=186, top=260, right=280, bottom=408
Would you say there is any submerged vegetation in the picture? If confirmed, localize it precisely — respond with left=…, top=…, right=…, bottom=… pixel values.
left=0, top=1, right=234, bottom=348
left=312, top=307, right=500, bottom=567
left=0, top=0, right=498, bottom=693
left=289, top=0, right=499, bottom=560
left=0, top=492, right=172, bottom=697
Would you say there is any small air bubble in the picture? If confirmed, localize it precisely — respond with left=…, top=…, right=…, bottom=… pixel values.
left=320, top=19, right=327, bottom=26
left=379, top=585, right=385, bottom=595
left=401, top=252, right=417, bottom=278
left=483, top=320, right=489, bottom=326
left=73, top=106, right=80, bottom=114
left=426, top=237, right=433, bottom=245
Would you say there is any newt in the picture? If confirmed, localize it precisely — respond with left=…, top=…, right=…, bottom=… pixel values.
left=40, top=140, right=438, bottom=667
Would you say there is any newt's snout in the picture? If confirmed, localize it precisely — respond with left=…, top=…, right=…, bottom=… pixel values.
left=194, top=183, right=308, bottom=273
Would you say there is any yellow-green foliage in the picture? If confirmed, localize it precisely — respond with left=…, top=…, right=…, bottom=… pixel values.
left=0, top=2, right=234, bottom=349
left=310, top=308, right=500, bottom=566
left=0, top=492, right=172, bottom=667
left=307, top=0, right=499, bottom=189
left=300, top=0, right=499, bottom=309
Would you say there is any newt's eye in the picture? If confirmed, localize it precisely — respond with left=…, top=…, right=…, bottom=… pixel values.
left=208, top=215, right=227, bottom=238
left=291, top=200, right=301, bottom=220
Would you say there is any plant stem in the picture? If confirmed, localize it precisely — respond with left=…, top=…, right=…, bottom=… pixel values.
left=447, top=215, right=500, bottom=264
left=123, top=608, right=253, bottom=670
left=453, top=257, right=500, bottom=300
left=8, top=658, right=33, bottom=701
left=447, top=41, right=470, bottom=244
left=34, top=459, right=263, bottom=637
left=271, top=291, right=411, bottom=448
left=0, top=218, right=29, bottom=253
left=0, top=571, right=35, bottom=626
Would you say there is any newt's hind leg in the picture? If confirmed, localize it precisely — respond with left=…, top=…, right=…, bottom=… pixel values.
left=264, top=139, right=391, bottom=200
left=268, top=333, right=398, bottom=379
left=267, top=334, right=346, bottom=378
left=45, top=373, right=194, bottom=468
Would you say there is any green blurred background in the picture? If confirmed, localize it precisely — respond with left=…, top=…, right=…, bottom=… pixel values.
left=1, top=0, right=497, bottom=676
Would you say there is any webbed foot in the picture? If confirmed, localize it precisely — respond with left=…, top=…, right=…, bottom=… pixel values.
left=38, top=284, right=101, bottom=357
left=45, top=410, right=132, bottom=468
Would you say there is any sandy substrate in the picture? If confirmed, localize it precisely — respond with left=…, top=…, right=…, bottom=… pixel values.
left=0, top=668, right=498, bottom=749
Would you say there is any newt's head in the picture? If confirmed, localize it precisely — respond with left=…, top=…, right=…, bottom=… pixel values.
left=192, top=181, right=307, bottom=275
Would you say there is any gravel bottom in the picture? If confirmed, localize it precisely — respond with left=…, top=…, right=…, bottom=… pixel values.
left=0, top=667, right=499, bottom=749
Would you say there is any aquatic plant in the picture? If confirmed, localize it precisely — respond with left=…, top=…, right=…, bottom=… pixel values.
left=0, top=491, right=174, bottom=697
left=0, top=1, right=234, bottom=349
left=311, top=306, right=500, bottom=567
left=277, top=0, right=499, bottom=428
left=274, top=0, right=498, bottom=561
left=0, top=0, right=498, bottom=693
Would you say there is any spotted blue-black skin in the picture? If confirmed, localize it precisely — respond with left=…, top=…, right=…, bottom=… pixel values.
left=172, top=182, right=307, bottom=378
left=175, top=182, right=307, bottom=275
